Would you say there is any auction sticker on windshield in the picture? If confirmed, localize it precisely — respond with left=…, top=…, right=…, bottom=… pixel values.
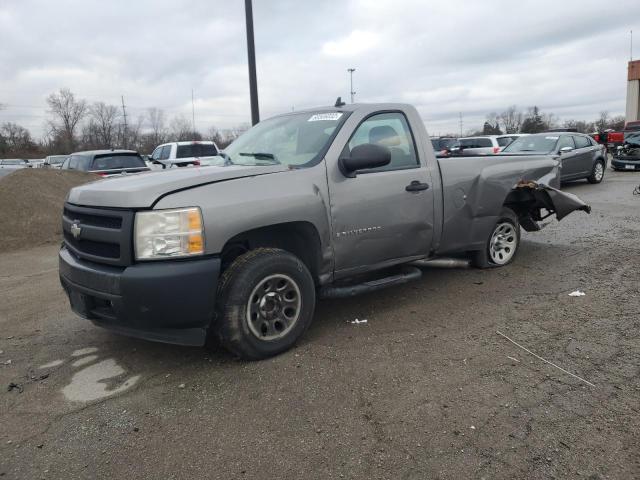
left=308, top=113, right=343, bottom=122
left=545, top=136, right=559, bottom=140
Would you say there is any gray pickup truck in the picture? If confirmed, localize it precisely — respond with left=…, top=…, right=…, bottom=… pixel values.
left=59, top=103, right=590, bottom=359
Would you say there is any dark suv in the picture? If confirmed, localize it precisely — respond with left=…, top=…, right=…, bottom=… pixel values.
left=62, top=150, right=150, bottom=176
left=501, top=132, right=607, bottom=183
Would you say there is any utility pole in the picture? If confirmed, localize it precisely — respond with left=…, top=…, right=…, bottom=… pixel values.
left=459, top=112, right=463, bottom=137
left=631, top=30, right=634, bottom=61
left=348, top=68, right=356, bottom=103
left=191, top=88, right=196, bottom=134
left=121, top=95, right=128, bottom=149
left=244, top=0, right=260, bottom=125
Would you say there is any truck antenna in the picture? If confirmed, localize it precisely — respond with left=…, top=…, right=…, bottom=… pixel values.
left=335, top=97, right=346, bottom=107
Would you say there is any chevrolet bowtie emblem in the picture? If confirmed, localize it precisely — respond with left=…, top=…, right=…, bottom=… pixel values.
left=70, top=222, right=82, bottom=239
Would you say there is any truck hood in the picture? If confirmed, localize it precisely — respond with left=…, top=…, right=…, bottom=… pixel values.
left=67, top=164, right=289, bottom=208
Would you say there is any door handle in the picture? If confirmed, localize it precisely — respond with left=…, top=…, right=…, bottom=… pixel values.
left=406, top=181, right=429, bottom=192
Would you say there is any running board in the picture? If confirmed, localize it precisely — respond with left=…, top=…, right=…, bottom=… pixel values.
left=410, top=258, right=471, bottom=269
left=319, top=265, right=422, bottom=299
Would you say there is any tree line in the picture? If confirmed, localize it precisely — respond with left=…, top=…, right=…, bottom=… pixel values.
left=476, top=105, right=626, bottom=136
left=0, top=88, right=249, bottom=158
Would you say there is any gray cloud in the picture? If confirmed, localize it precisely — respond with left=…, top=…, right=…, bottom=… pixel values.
left=0, top=0, right=638, bottom=138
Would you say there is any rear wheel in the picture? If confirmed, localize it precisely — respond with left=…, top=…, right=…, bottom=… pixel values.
left=588, top=159, right=605, bottom=184
left=215, top=248, right=316, bottom=360
left=472, top=208, right=520, bottom=268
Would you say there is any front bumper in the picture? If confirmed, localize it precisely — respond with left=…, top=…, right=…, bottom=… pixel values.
left=611, top=157, right=640, bottom=170
left=59, top=247, right=220, bottom=346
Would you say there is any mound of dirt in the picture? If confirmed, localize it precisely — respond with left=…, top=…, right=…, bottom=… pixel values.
left=0, top=169, right=99, bottom=252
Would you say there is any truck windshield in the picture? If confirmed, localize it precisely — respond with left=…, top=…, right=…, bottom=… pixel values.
left=224, top=112, right=348, bottom=168
left=501, top=135, right=558, bottom=154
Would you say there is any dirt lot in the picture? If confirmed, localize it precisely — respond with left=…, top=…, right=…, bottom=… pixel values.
left=1, top=170, right=639, bottom=479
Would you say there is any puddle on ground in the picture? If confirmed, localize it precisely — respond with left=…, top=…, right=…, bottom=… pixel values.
left=39, top=346, right=141, bottom=403
left=38, top=359, right=64, bottom=369
left=62, top=358, right=141, bottom=402
left=71, top=347, right=99, bottom=357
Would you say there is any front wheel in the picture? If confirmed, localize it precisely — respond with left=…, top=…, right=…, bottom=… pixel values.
left=472, top=207, right=521, bottom=268
left=587, top=159, right=605, bottom=184
left=215, top=248, right=316, bottom=360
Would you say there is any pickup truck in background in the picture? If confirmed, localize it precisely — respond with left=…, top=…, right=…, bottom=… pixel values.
left=149, top=140, right=223, bottom=169
left=59, top=103, right=590, bottom=359
left=603, top=121, right=640, bottom=150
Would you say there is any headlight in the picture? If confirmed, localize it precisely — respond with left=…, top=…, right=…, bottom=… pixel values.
left=134, top=207, right=204, bottom=260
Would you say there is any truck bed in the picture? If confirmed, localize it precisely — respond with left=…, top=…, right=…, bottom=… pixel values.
left=435, top=154, right=560, bottom=254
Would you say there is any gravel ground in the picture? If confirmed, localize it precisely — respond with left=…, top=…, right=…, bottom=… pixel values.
left=1, top=170, right=639, bottom=479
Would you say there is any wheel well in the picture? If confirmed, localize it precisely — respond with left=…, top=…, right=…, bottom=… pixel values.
left=502, top=188, right=548, bottom=232
left=220, top=222, right=323, bottom=282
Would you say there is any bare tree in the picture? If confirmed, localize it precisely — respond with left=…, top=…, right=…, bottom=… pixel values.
left=146, top=107, right=167, bottom=145
left=0, top=122, right=37, bottom=156
left=90, top=102, right=120, bottom=148
left=46, top=88, right=88, bottom=150
left=206, top=125, right=227, bottom=146
left=499, top=105, right=523, bottom=134
left=169, top=115, right=200, bottom=141
left=563, top=119, right=594, bottom=134
left=595, top=111, right=609, bottom=132
left=607, top=115, right=625, bottom=131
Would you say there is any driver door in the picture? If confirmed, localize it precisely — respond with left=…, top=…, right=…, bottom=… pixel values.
left=328, top=111, right=435, bottom=278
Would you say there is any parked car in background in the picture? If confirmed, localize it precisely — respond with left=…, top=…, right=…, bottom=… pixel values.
left=430, top=137, right=457, bottom=155
left=150, top=141, right=223, bottom=169
left=29, top=158, right=45, bottom=168
left=604, top=121, right=640, bottom=150
left=41, top=155, right=68, bottom=169
left=61, top=150, right=151, bottom=176
left=449, top=135, right=517, bottom=155
left=0, top=158, right=32, bottom=170
left=501, top=132, right=607, bottom=183
left=611, top=132, right=640, bottom=171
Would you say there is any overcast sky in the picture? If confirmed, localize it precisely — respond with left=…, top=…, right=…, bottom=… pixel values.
left=1, top=0, right=638, bottom=138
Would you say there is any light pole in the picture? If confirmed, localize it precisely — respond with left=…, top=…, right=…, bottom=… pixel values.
left=245, top=0, right=260, bottom=125
left=348, top=68, right=356, bottom=103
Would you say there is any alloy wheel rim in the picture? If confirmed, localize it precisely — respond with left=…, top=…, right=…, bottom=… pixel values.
left=489, top=222, right=517, bottom=265
left=246, top=274, right=301, bottom=341
left=594, top=163, right=604, bottom=181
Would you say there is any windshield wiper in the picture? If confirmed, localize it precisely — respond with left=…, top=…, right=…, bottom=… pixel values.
left=238, top=152, right=280, bottom=164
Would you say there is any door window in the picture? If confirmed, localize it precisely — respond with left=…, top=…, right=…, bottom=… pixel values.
left=573, top=135, right=590, bottom=149
left=556, top=136, right=575, bottom=151
left=160, top=145, right=172, bottom=160
left=346, top=112, right=419, bottom=172
left=151, top=146, right=162, bottom=160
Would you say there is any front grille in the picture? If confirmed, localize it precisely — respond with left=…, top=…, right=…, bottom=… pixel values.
left=63, top=232, right=121, bottom=259
left=62, top=203, right=134, bottom=266
left=63, top=207, right=123, bottom=229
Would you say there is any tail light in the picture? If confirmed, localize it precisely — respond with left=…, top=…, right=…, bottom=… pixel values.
left=493, top=147, right=500, bottom=154
left=193, top=160, right=201, bottom=166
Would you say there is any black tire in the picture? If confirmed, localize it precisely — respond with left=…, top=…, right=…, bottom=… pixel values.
left=471, top=207, right=521, bottom=269
left=587, top=159, right=605, bottom=184
left=215, top=248, right=316, bottom=360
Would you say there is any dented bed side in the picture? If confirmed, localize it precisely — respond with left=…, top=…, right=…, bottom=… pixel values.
left=434, top=155, right=590, bottom=255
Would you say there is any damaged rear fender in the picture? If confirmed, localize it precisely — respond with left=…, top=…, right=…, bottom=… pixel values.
left=504, top=181, right=591, bottom=232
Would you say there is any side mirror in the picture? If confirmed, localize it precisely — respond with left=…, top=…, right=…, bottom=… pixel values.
left=559, top=146, right=573, bottom=154
left=339, top=143, right=391, bottom=178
